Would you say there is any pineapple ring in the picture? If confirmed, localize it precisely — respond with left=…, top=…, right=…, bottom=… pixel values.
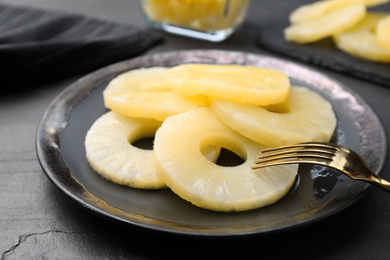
left=85, top=111, right=221, bottom=189
left=103, top=67, right=207, bottom=121
left=153, top=108, right=298, bottom=212
left=289, top=0, right=388, bottom=23
left=333, top=13, right=390, bottom=62
left=377, top=15, right=390, bottom=52
left=285, top=3, right=366, bottom=44
left=210, top=86, right=337, bottom=147
left=85, top=111, right=167, bottom=189
left=167, top=63, right=291, bottom=106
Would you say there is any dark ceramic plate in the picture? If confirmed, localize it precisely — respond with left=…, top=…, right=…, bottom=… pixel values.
left=36, top=50, right=387, bottom=236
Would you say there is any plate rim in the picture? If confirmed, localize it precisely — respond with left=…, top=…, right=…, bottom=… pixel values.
left=36, top=49, right=387, bottom=237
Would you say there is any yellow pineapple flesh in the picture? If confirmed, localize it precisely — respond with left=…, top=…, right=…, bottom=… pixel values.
left=153, top=108, right=298, bottom=212
left=85, top=111, right=222, bottom=189
left=210, top=86, right=337, bottom=147
left=289, top=0, right=388, bottom=23
left=377, top=15, right=390, bottom=51
left=142, top=0, right=250, bottom=31
left=85, top=111, right=166, bottom=189
left=103, top=67, right=207, bottom=121
left=167, top=63, right=291, bottom=106
left=85, top=63, right=338, bottom=212
left=333, top=13, right=390, bottom=62
left=285, top=3, right=366, bottom=44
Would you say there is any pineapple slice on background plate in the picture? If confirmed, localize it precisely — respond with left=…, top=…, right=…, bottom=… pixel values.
left=210, top=86, right=337, bottom=147
left=103, top=67, right=207, bottom=121
left=333, top=13, right=390, bottom=62
left=289, top=0, right=389, bottom=23
left=285, top=3, right=366, bottom=44
left=153, top=108, right=298, bottom=212
left=377, top=15, right=390, bottom=51
left=167, top=63, right=291, bottom=106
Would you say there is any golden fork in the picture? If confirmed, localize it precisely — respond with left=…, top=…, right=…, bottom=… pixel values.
left=252, top=142, right=390, bottom=192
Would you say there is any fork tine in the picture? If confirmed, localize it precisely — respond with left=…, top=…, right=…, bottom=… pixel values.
left=258, top=144, right=336, bottom=161
left=252, top=156, right=331, bottom=169
left=260, top=142, right=337, bottom=153
left=253, top=142, right=336, bottom=170
left=257, top=152, right=333, bottom=163
left=258, top=148, right=335, bottom=160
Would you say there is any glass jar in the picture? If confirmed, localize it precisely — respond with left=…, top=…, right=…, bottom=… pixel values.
left=140, top=0, right=250, bottom=42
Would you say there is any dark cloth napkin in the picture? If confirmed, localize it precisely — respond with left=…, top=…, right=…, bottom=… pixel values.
left=0, top=4, right=163, bottom=85
left=256, top=18, right=390, bottom=88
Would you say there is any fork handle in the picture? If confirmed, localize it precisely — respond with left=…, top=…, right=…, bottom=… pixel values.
left=371, top=177, right=390, bottom=192
left=363, top=170, right=390, bottom=193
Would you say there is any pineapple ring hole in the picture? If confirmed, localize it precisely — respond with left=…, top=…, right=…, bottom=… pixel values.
left=131, top=137, right=155, bottom=150
left=199, top=134, right=247, bottom=167
left=128, top=127, right=158, bottom=151
left=214, top=147, right=245, bottom=167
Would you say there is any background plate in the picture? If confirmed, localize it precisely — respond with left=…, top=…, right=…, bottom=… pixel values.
left=256, top=18, right=390, bottom=88
left=36, top=50, right=387, bottom=236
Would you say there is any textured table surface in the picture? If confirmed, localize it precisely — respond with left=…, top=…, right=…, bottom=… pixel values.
left=1, top=0, right=390, bottom=259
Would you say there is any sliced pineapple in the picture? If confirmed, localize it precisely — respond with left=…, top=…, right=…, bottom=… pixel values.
left=210, top=86, right=337, bottom=147
left=377, top=15, right=390, bottom=51
left=289, top=0, right=388, bottom=23
left=85, top=111, right=221, bottom=189
left=153, top=108, right=298, bottom=212
left=103, top=67, right=207, bottom=121
left=85, top=111, right=166, bottom=189
left=142, top=0, right=249, bottom=31
left=167, top=64, right=291, bottom=106
left=333, top=13, right=390, bottom=62
left=285, top=3, right=366, bottom=44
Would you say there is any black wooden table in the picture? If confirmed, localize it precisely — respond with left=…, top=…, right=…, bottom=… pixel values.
left=1, top=0, right=390, bottom=259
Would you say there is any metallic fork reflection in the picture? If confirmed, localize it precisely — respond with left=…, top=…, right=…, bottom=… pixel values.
left=252, top=142, right=390, bottom=192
